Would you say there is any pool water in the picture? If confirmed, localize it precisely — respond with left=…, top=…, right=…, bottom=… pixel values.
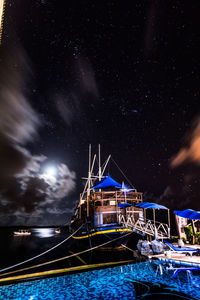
left=0, top=261, right=199, bottom=299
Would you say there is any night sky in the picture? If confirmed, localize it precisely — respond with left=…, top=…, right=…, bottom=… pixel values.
left=1, top=0, right=200, bottom=225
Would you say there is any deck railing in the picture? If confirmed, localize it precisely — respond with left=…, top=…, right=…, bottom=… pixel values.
left=118, top=212, right=170, bottom=239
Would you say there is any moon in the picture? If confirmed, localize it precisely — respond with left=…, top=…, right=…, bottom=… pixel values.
left=41, top=165, right=57, bottom=182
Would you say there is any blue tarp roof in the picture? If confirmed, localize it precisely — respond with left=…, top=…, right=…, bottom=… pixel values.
left=190, top=211, right=200, bottom=220
left=90, top=175, right=122, bottom=189
left=118, top=203, right=133, bottom=208
left=136, top=202, right=168, bottom=210
left=174, top=209, right=200, bottom=220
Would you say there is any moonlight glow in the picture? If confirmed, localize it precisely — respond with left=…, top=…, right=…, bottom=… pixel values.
left=41, top=165, right=57, bottom=182
left=45, top=166, right=57, bottom=177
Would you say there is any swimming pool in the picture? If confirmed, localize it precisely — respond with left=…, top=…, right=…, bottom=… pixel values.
left=0, top=261, right=199, bottom=299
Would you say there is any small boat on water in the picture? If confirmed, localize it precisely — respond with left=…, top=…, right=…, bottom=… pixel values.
left=14, top=229, right=31, bottom=236
left=70, top=145, right=144, bottom=249
left=55, top=228, right=61, bottom=234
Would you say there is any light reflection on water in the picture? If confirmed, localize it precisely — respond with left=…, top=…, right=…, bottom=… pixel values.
left=32, top=228, right=55, bottom=238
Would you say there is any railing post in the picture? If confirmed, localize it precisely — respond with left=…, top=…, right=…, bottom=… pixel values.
left=118, top=213, right=121, bottom=224
left=154, top=226, right=158, bottom=239
left=168, top=226, right=170, bottom=239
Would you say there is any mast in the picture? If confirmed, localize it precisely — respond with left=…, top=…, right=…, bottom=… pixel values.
left=87, top=144, right=91, bottom=217
left=101, top=155, right=111, bottom=177
left=98, top=144, right=102, bottom=181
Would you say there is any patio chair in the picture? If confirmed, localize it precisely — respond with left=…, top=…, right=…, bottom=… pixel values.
left=164, top=241, right=199, bottom=256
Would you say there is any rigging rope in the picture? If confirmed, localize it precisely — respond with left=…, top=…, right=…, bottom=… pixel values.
left=0, top=231, right=132, bottom=278
left=102, top=233, right=135, bottom=254
left=0, top=224, right=83, bottom=274
left=111, top=158, right=135, bottom=189
left=121, top=244, right=136, bottom=253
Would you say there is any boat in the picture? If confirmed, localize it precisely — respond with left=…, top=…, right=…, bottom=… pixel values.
left=70, top=145, right=144, bottom=250
left=55, top=228, right=61, bottom=234
left=14, top=229, right=31, bottom=236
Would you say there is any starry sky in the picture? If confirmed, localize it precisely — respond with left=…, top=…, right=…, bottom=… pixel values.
left=1, top=0, right=200, bottom=225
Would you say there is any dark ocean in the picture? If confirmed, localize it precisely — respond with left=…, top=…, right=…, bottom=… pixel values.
left=0, top=227, right=135, bottom=277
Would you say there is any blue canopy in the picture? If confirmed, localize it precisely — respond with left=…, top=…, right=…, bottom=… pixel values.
left=118, top=203, right=133, bottom=208
left=174, top=209, right=200, bottom=220
left=136, top=202, right=168, bottom=210
left=90, top=175, right=122, bottom=189
left=136, top=202, right=150, bottom=207
left=190, top=211, right=200, bottom=220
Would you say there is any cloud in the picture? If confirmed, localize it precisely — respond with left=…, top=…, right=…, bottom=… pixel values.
left=0, top=43, right=39, bottom=180
left=16, top=155, right=76, bottom=210
left=0, top=154, right=76, bottom=225
left=55, top=55, right=99, bottom=126
left=171, top=117, right=200, bottom=167
left=158, top=184, right=197, bottom=210
left=142, top=117, right=200, bottom=211
left=0, top=43, right=76, bottom=225
left=0, top=42, right=42, bottom=218
left=143, top=0, right=166, bottom=57
left=0, top=44, right=39, bottom=145
left=22, top=157, right=76, bottom=199
left=75, top=56, right=99, bottom=98
left=56, top=93, right=80, bottom=126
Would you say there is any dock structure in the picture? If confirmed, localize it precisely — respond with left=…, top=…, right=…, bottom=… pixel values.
left=117, top=203, right=171, bottom=240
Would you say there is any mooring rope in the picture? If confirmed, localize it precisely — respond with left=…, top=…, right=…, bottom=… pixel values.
left=0, top=224, right=83, bottom=274
left=0, top=231, right=132, bottom=278
left=121, top=244, right=136, bottom=253
left=102, top=233, right=136, bottom=254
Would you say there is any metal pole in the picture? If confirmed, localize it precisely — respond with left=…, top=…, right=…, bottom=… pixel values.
left=88, top=144, right=91, bottom=175
left=167, top=209, right=171, bottom=238
left=153, top=209, right=155, bottom=228
left=167, top=209, right=170, bottom=228
left=192, top=220, right=196, bottom=243
left=153, top=209, right=156, bottom=238
left=101, top=155, right=111, bottom=176
left=87, top=144, right=91, bottom=217
left=98, top=144, right=101, bottom=181
left=174, top=213, right=182, bottom=242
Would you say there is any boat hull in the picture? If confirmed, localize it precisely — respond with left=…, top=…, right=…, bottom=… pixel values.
left=14, top=232, right=31, bottom=236
left=71, top=226, right=138, bottom=250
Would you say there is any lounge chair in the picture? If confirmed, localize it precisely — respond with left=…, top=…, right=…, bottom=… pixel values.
left=164, top=241, right=199, bottom=256
left=172, top=267, right=200, bottom=278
